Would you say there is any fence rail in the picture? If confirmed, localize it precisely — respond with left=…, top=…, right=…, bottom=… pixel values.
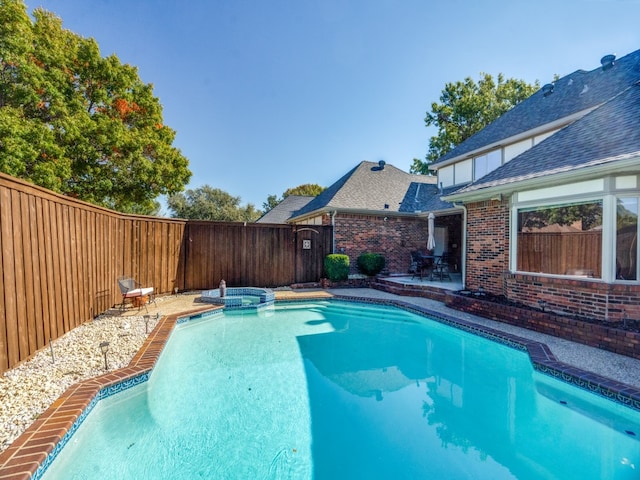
left=0, top=173, right=331, bottom=373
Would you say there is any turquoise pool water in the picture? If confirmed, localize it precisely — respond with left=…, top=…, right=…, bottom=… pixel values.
left=42, top=301, right=640, bottom=479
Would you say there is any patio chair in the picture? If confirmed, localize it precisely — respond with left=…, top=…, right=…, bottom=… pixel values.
left=433, top=253, right=451, bottom=281
left=117, top=276, right=155, bottom=312
left=410, top=251, right=432, bottom=280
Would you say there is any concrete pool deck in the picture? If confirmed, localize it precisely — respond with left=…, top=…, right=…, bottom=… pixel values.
left=1, top=287, right=640, bottom=478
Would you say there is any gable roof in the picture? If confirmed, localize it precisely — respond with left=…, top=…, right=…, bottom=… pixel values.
left=446, top=81, right=640, bottom=200
left=289, top=161, right=436, bottom=221
left=433, top=49, right=640, bottom=167
left=256, top=195, right=315, bottom=223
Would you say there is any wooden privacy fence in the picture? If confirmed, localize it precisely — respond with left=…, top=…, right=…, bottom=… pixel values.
left=180, top=222, right=333, bottom=290
left=0, top=173, right=332, bottom=374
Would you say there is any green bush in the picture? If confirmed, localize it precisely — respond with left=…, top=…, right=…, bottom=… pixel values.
left=324, top=254, right=350, bottom=281
left=357, top=252, right=386, bottom=276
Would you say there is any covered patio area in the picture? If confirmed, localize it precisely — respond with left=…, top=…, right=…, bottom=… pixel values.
left=383, top=273, right=463, bottom=292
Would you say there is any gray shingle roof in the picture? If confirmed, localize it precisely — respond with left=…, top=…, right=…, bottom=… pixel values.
left=256, top=195, right=315, bottom=223
left=290, top=161, right=436, bottom=219
left=433, top=49, right=640, bottom=166
left=399, top=183, right=462, bottom=213
left=449, top=81, right=640, bottom=196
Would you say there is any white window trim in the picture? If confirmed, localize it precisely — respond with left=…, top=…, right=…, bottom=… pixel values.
left=510, top=175, right=640, bottom=284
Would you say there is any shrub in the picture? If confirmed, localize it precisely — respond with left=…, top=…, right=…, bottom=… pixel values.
left=324, top=254, right=350, bottom=281
left=357, top=252, right=385, bottom=276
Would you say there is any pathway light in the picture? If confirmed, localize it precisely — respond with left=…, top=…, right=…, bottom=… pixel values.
left=99, top=341, right=110, bottom=370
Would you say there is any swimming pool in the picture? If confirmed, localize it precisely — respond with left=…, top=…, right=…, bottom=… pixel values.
left=41, top=300, right=640, bottom=479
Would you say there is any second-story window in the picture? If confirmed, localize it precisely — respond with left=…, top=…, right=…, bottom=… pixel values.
left=474, top=149, right=502, bottom=181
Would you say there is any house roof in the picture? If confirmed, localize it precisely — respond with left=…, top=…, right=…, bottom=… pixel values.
left=399, top=183, right=463, bottom=213
left=433, top=49, right=640, bottom=167
left=446, top=81, right=640, bottom=200
left=289, top=161, right=436, bottom=221
left=256, top=195, right=315, bottom=223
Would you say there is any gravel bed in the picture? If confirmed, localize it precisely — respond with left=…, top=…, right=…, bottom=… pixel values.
left=0, top=311, right=159, bottom=454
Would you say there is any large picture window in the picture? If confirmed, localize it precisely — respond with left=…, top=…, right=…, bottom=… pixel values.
left=617, top=198, right=638, bottom=280
left=517, top=201, right=603, bottom=277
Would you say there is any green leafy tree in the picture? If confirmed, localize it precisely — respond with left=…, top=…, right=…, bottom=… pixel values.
left=262, top=194, right=280, bottom=213
left=282, top=183, right=325, bottom=197
left=262, top=183, right=325, bottom=212
left=519, top=202, right=603, bottom=232
left=0, top=1, right=191, bottom=213
left=411, top=73, right=538, bottom=175
left=167, top=185, right=261, bottom=222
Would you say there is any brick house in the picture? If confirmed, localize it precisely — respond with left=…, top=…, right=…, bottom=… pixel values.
left=260, top=49, right=639, bottom=324
left=259, top=160, right=463, bottom=274
left=433, top=49, right=640, bottom=323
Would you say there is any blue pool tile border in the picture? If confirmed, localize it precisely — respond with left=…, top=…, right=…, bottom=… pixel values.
left=33, top=309, right=229, bottom=479
left=176, top=308, right=224, bottom=324
left=33, top=371, right=151, bottom=480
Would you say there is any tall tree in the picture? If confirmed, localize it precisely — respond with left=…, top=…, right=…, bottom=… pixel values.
left=411, top=73, right=538, bottom=175
left=167, top=185, right=261, bottom=222
left=0, top=1, right=191, bottom=213
left=262, top=183, right=325, bottom=213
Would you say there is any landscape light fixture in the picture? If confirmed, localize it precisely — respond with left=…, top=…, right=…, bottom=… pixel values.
left=143, top=315, right=151, bottom=334
left=99, top=341, right=110, bottom=371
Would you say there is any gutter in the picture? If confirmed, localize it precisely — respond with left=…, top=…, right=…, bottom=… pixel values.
left=331, top=210, right=337, bottom=253
left=290, top=207, right=428, bottom=224
left=453, top=202, right=467, bottom=290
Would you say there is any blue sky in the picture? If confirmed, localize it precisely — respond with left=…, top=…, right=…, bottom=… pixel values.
left=30, top=0, right=640, bottom=213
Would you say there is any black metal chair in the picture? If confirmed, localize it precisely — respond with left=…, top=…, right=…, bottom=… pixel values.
left=410, top=251, right=433, bottom=280
left=433, top=253, right=451, bottom=281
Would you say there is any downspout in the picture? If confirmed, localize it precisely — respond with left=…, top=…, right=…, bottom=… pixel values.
left=331, top=210, right=337, bottom=253
left=453, top=202, right=467, bottom=290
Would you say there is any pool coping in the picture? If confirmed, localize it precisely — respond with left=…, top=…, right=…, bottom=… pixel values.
left=2, top=294, right=640, bottom=478
left=0, top=304, right=220, bottom=480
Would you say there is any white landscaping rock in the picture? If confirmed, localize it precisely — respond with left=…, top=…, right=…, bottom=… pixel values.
left=0, top=312, right=160, bottom=453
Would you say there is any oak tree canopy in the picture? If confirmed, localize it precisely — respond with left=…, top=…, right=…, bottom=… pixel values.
left=0, top=0, right=191, bottom=214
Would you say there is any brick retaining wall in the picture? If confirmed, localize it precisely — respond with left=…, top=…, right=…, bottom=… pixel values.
left=445, top=291, right=640, bottom=360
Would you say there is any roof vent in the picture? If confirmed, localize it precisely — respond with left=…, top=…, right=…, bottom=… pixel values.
left=378, top=160, right=386, bottom=170
left=541, top=83, right=554, bottom=97
left=600, top=54, right=616, bottom=71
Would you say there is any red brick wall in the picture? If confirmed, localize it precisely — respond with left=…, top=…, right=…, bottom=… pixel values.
left=505, top=273, right=640, bottom=323
left=446, top=291, right=640, bottom=358
left=464, top=198, right=640, bottom=323
left=465, top=199, right=509, bottom=296
left=333, top=213, right=429, bottom=274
